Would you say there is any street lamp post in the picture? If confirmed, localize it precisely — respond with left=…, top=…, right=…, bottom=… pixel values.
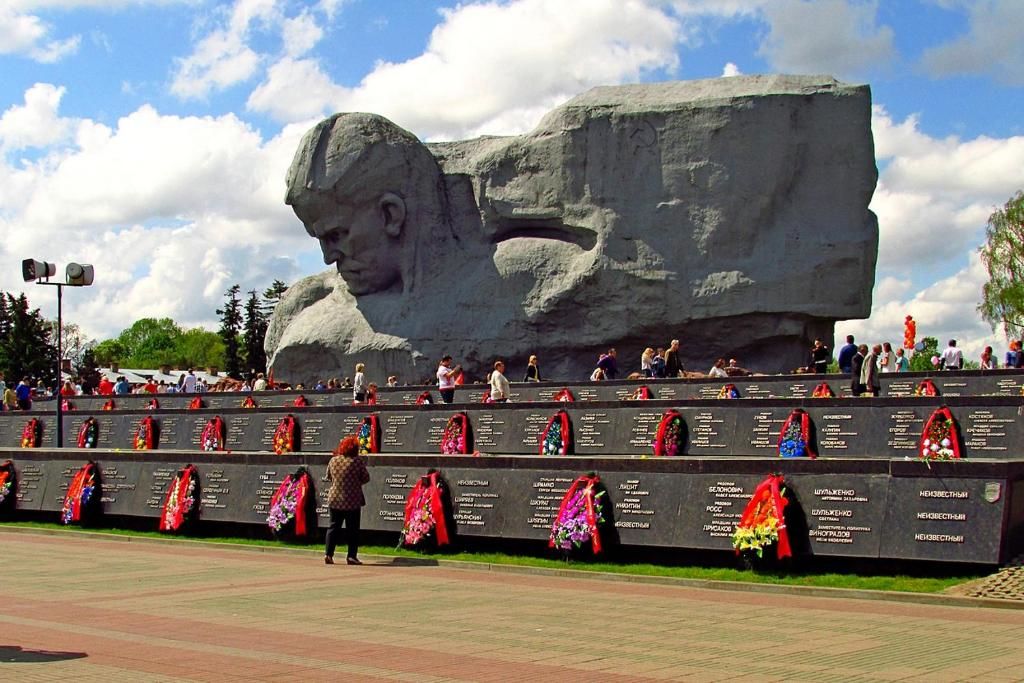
left=22, top=259, right=94, bottom=448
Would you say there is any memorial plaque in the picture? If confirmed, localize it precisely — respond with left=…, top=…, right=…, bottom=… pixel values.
left=880, top=476, right=1006, bottom=563
left=195, top=464, right=248, bottom=521
left=962, top=409, right=1016, bottom=454
left=364, top=468, right=419, bottom=530
left=513, top=410, right=550, bottom=453
left=226, top=414, right=253, bottom=450
left=812, top=408, right=865, bottom=456
left=449, top=471, right=509, bottom=536
left=418, top=412, right=452, bottom=452
left=524, top=472, right=575, bottom=540
left=42, top=459, right=93, bottom=513
left=627, top=409, right=664, bottom=453
left=885, top=380, right=916, bottom=397
left=993, top=377, right=1024, bottom=397
left=684, top=408, right=735, bottom=454
left=298, top=415, right=329, bottom=450
left=789, top=474, right=888, bottom=557
left=679, top=474, right=763, bottom=550
left=380, top=412, right=418, bottom=452
left=94, top=460, right=143, bottom=515
left=12, top=460, right=48, bottom=510
left=473, top=411, right=509, bottom=452
left=245, top=464, right=291, bottom=524
left=574, top=410, right=612, bottom=453
left=884, top=408, right=926, bottom=455
left=740, top=407, right=791, bottom=454
left=602, top=471, right=686, bottom=546
left=137, top=462, right=183, bottom=518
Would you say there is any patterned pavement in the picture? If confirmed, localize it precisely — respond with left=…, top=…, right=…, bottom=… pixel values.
left=3, top=529, right=1024, bottom=682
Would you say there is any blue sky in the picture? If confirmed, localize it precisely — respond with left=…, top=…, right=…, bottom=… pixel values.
left=2, top=0, right=1023, bottom=363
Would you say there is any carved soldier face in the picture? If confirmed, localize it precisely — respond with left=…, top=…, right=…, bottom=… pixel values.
left=305, top=193, right=406, bottom=296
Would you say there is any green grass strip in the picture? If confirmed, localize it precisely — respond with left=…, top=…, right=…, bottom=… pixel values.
left=2, top=520, right=981, bottom=594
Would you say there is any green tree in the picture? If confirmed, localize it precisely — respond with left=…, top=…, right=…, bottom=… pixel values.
left=217, top=285, right=243, bottom=378
left=243, top=289, right=267, bottom=376
left=909, top=336, right=940, bottom=372
left=114, top=318, right=183, bottom=368
left=262, top=279, right=289, bottom=315
left=92, top=338, right=126, bottom=366
left=175, top=328, right=225, bottom=369
left=0, top=292, right=57, bottom=387
left=979, top=190, right=1024, bottom=338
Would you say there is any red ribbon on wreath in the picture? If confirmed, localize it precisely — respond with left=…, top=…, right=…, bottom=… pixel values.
left=188, top=396, right=203, bottom=410
left=811, top=382, right=834, bottom=398
left=777, top=408, right=816, bottom=458
left=919, top=405, right=962, bottom=460
left=21, top=418, right=41, bottom=448
left=402, top=471, right=450, bottom=547
left=553, top=388, right=575, bottom=402
left=415, top=391, right=434, bottom=405
left=0, top=460, right=16, bottom=508
left=735, top=474, right=791, bottom=560
left=240, top=395, right=257, bottom=409
left=628, top=386, right=651, bottom=400
left=77, top=417, right=99, bottom=449
left=61, top=461, right=98, bottom=525
left=539, top=409, right=573, bottom=455
left=159, top=464, right=198, bottom=532
left=915, top=379, right=939, bottom=397
left=134, top=415, right=156, bottom=450
left=548, top=474, right=604, bottom=554
left=268, top=468, right=311, bottom=536
left=62, top=399, right=74, bottom=411
left=440, top=413, right=471, bottom=454
left=200, top=416, right=225, bottom=451
left=292, top=395, right=309, bottom=408
left=273, top=415, right=297, bottom=454
left=146, top=398, right=159, bottom=410
left=653, top=409, right=684, bottom=456
left=102, top=399, right=115, bottom=410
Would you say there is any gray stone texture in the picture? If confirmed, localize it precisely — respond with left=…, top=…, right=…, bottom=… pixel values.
left=267, top=75, right=878, bottom=384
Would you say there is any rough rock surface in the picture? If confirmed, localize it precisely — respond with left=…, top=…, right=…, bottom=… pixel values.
left=267, top=75, right=878, bottom=384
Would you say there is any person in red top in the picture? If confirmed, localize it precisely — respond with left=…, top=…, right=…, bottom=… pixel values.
left=143, top=379, right=158, bottom=394
left=97, top=377, right=114, bottom=395
left=60, top=380, right=76, bottom=397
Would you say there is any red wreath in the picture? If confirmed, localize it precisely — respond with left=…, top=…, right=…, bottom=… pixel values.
left=811, top=382, right=834, bottom=398
left=540, top=410, right=573, bottom=455
left=267, top=468, right=312, bottom=537
left=734, top=474, right=792, bottom=560
left=145, top=398, right=159, bottom=410
left=62, top=400, right=74, bottom=411
left=653, top=409, right=684, bottom=456
left=0, top=460, right=16, bottom=509
left=357, top=415, right=380, bottom=454
left=915, top=379, right=939, bottom=397
left=553, top=388, right=575, bottom=402
left=102, top=399, right=115, bottom=411
left=548, top=474, right=605, bottom=554
left=778, top=409, right=817, bottom=458
left=61, top=461, right=98, bottom=525
left=188, top=396, right=203, bottom=410
left=718, top=384, right=740, bottom=399
left=158, top=464, right=198, bottom=532
left=292, top=394, right=309, bottom=408
left=627, top=386, right=651, bottom=400
left=415, top=390, right=434, bottom=405
left=401, top=471, right=451, bottom=547
left=200, top=416, right=225, bottom=451
left=77, top=417, right=99, bottom=449
left=273, top=415, right=297, bottom=454
left=480, top=389, right=492, bottom=403
left=21, top=419, right=41, bottom=448
left=919, top=406, right=963, bottom=460
left=241, top=395, right=257, bottom=409
left=134, top=415, right=156, bottom=450
left=440, top=413, right=472, bottom=454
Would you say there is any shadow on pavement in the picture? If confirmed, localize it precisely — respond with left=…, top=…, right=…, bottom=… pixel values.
left=384, top=556, right=440, bottom=567
left=0, top=645, right=88, bottom=663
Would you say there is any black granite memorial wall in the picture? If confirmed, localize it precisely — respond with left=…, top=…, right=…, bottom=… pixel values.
left=5, top=449, right=1023, bottom=564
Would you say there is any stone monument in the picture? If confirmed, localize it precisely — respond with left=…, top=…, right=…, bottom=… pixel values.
left=266, top=74, right=878, bottom=384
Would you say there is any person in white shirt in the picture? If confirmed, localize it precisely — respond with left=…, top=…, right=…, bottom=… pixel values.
left=708, top=358, right=728, bottom=378
left=489, top=360, right=511, bottom=402
left=437, top=356, right=460, bottom=403
left=182, top=369, right=197, bottom=393
left=940, top=339, right=963, bottom=371
left=353, top=363, right=368, bottom=403
left=253, top=373, right=268, bottom=391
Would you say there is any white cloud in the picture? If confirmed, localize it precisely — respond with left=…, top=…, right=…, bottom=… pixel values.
left=281, top=10, right=323, bottom=57
left=756, top=0, right=895, bottom=77
left=248, top=0, right=683, bottom=139
left=721, top=61, right=742, bottom=77
left=0, top=83, right=74, bottom=152
left=921, top=0, right=1024, bottom=86
left=246, top=57, right=347, bottom=122
left=0, top=84, right=310, bottom=339
left=0, top=5, right=80, bottom=62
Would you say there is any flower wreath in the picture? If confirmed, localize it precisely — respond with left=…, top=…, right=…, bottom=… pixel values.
left=266, top=467, right=313, bottom=537
left=415, top=391, right=434, bottom=405
left=20, top=418, right=41, bottom=448
left=102, top=399, right=115, bottom=411
left=919, top=406, right=962, bottom=460
left=134, top=415, right=156, bottom=450
left=188, top=396, right=204, bottom=410
left=292, top=394, right=309, bottom=408
left=732, top=474, right=791, bottom=560
left=553, top=388, right=575, bottom=403
left=811, top=382, right=835, bottom=398
left=272, top=414, right=298, bottom=455
left=146, top=398, right=159, bottom=410
left=200, top=416, right=225, bottom=451
left=240, top=395, right=257, bottom=409
left=0, top=460, right=16, bottom=509
left=549, top=473, right=607, bottom=554
left=77, top=417, right=99, bottom=449
left=440, top=413, right=472, bottom=454
left=480, top=389, right=492, bottom=403
left=778, top=409, right=816, bottom=458
left=653, top=409, right=684, bottom=457
left=914, top=379, right=939, bottom=397
left=159, top=464, right=199, bottom=533
left=357, top=415, right=381, bottom=454
left=628, top=386, right=651, bottom=400
left=540, top=409, right=573, bottom=455
left=61, top=461, right=99, bottom=525
left=400, top=470, right=451, bottom=548
left=62, top=399, right=74, bottom=411
left=717, top=384, right=740, bottom=399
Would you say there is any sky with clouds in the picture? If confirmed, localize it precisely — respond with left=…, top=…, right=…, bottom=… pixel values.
left=1, top=0, right=1023, bottom=363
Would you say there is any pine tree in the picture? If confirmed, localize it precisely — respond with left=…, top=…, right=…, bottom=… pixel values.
left=216, top=285, right=243, bottom=379
left=1, top=292, right=57, bottom=387
left=242, top=289, right=268, bottom=377
left=261, top=279, right=289, bottom=317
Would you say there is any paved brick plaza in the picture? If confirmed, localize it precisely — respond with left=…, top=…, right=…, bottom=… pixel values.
left=3, top=530, right=1024, bottom=682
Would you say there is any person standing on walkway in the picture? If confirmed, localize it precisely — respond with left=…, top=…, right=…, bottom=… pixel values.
left=489, top=360, right=511, bottom=402
left=664, top=339, right=684, bottom=378
left=523, top=355, right=541, bottom=382
left=437, top=356, right=460, bottom=403
left=324, top=435, right=370, bottom=566
left=352, top=362, right=368, bottom=403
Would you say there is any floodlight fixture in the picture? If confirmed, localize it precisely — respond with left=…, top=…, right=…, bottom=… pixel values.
left=22, top=259, right=56, bottom=282
left=65, top=263, right=94, bottom=286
